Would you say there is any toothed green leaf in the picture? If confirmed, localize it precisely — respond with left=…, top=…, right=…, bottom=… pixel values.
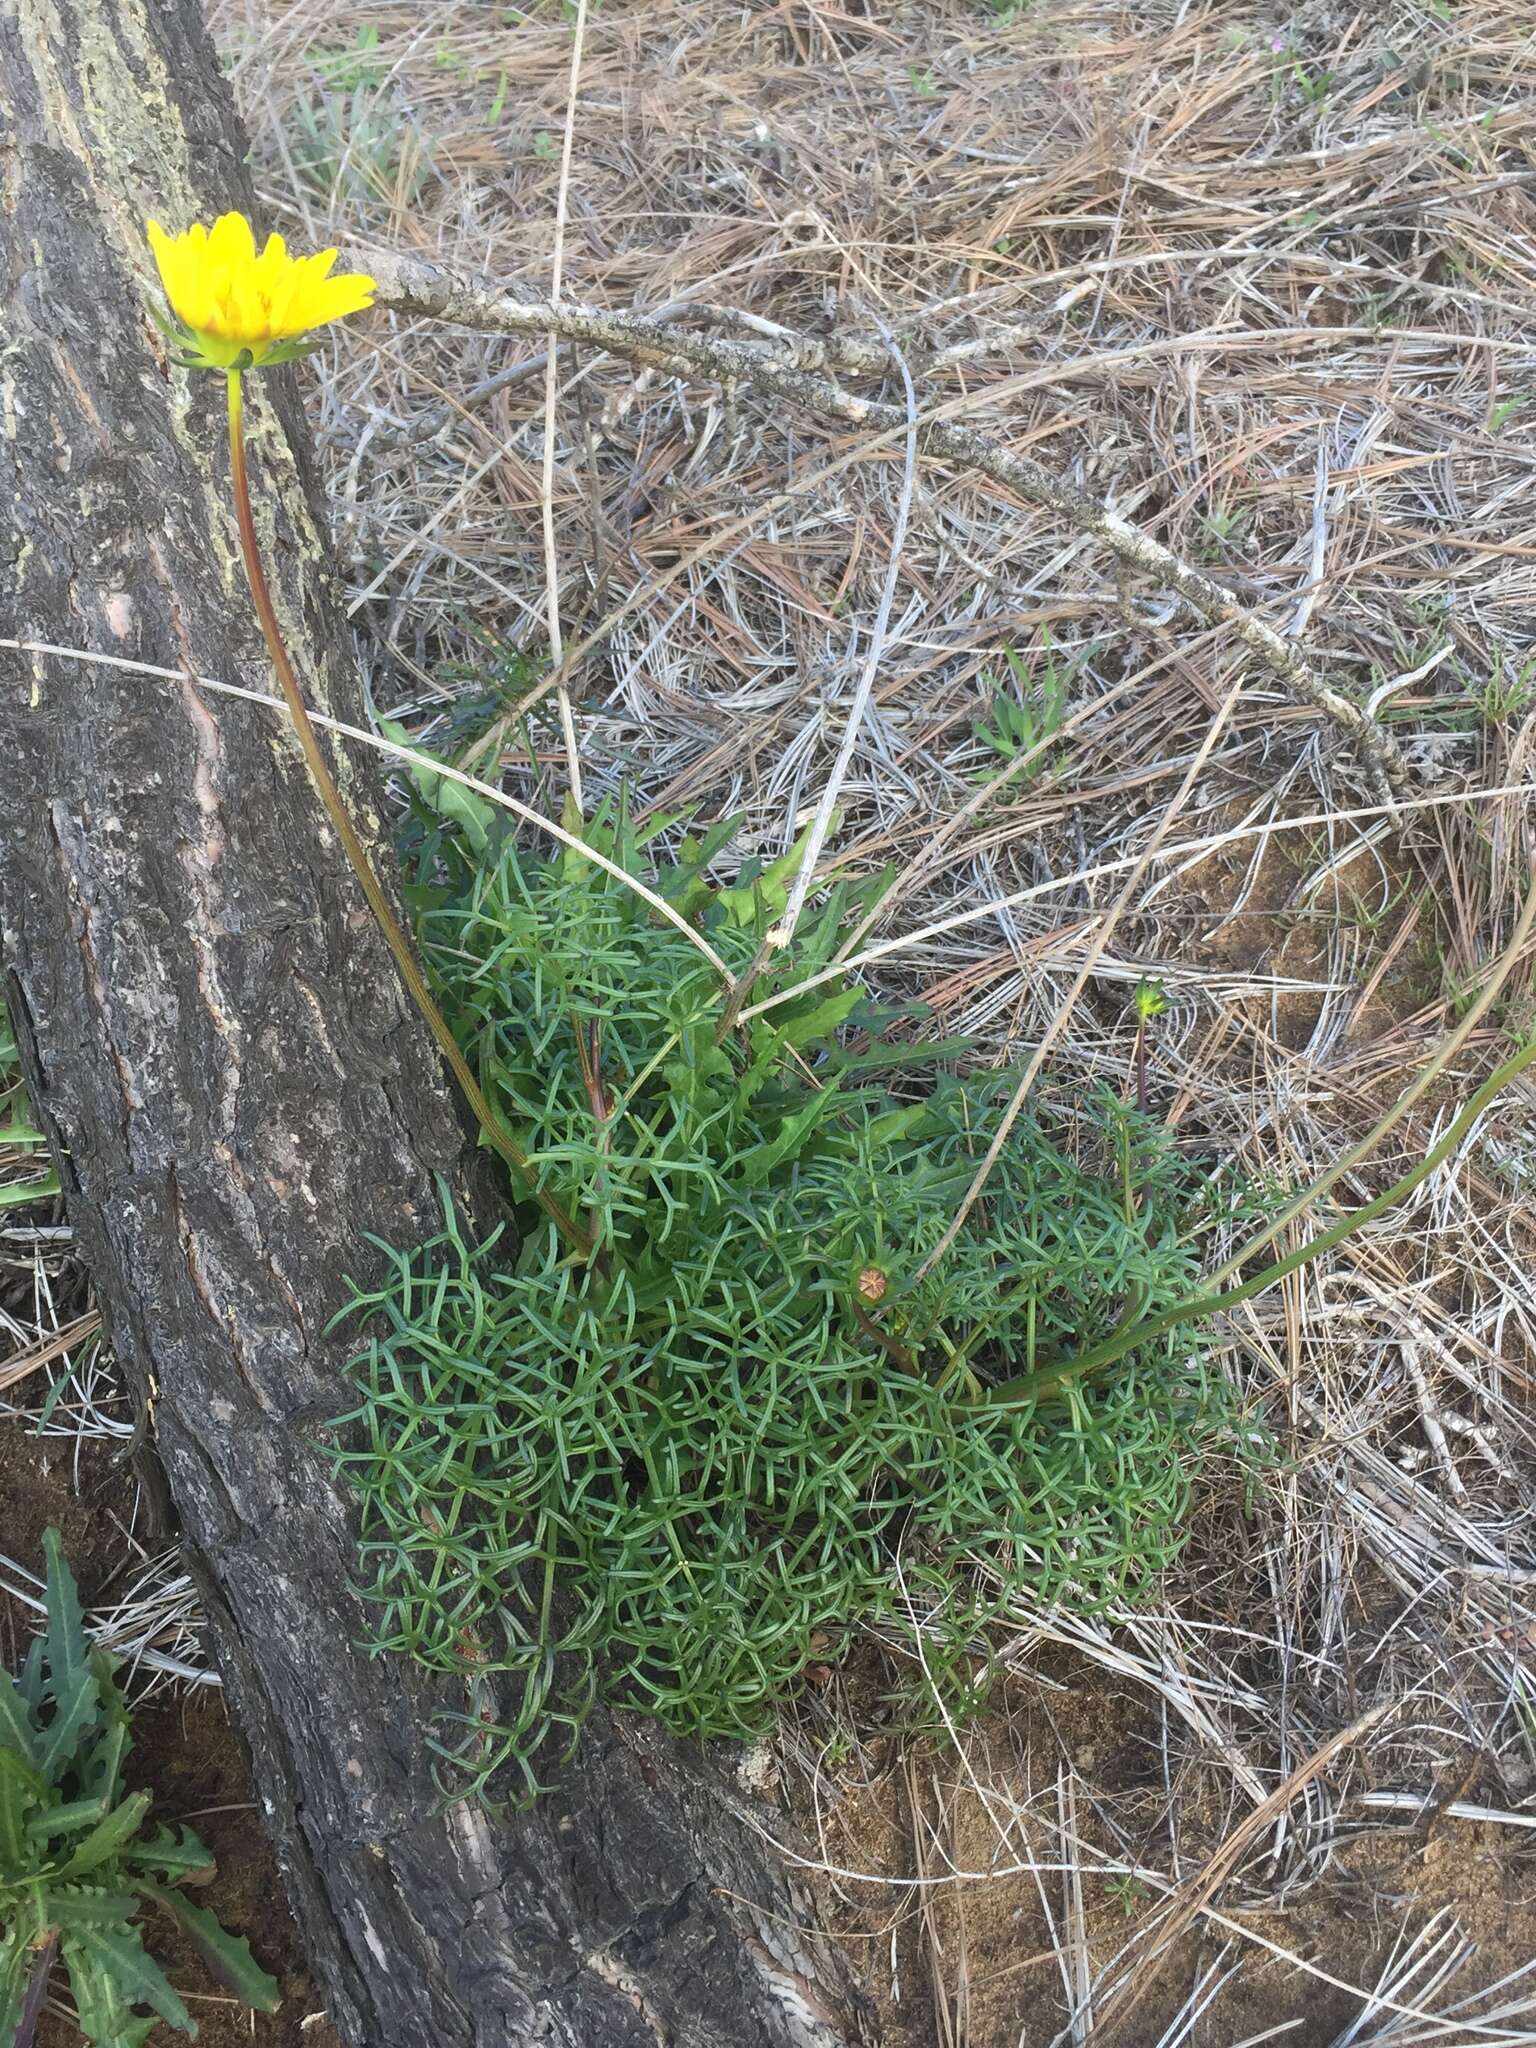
left=61, top=1924, right=181, bottom=2043
left=25, top=1795, right=111, bottom=1842
left=0, top=1746, right=46, bottom=1865
left=80, top=1655, right=132, bottom=1806
left=0, top=1665, right=39, bottom=1766
left=1, top=1927, right=28, bottom=2043
left=381, top=717, right=496, bottom=854
left=35, top=1667, right=102, bottom=1782
left=42, top=1529, right=91, bottom=1704
left=16, top=1637, right=45, bottom=1712
left=51, top=1792, right=152, bottom=1882
left=2, top=1534, right=264, bottom=2041
left=121, top=1823, right=214, bottom=1883
left=141, top=1882, right=281, bottom=2013
left=44, top=1886, right=141, bottom=1929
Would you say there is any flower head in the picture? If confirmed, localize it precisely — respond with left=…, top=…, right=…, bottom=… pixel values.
left=1132, top=976, right=1168, bottom=1023
left=146, top=211, right=374, bottom=372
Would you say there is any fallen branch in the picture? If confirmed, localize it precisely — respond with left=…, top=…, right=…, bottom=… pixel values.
left=359, top=252, right=1410, bottom=799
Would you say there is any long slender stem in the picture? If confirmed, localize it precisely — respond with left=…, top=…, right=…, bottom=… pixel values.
left=225, top=372, right=585, bottom=1255
left=15, top=1932, right=59, bottom=2048
left=969, top=1031, right=1536, bottom=1413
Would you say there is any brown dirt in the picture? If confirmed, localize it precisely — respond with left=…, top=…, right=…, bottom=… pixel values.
left=0, top=1413, right=337, bottom=2048
left=786, top=1644, right=1536, bottom=2047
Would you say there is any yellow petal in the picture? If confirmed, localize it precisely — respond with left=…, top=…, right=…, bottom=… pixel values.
left=145, top=218, right=173, bottom=277
left=206, top=211, right=256, bottom=275
left=306, top=270, right=376, bottom=326
left=146, top=219, right=201, bottom=329
left=146, top=211, right=373, bottom=358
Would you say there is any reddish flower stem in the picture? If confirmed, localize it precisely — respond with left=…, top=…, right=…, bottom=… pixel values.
left=226, top=371, right=585, bottom=1254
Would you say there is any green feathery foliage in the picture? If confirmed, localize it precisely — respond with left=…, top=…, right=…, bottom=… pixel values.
left=0, top=1533, right=279, bottom=2047
left=332, top=783, right=1242, bottom=1803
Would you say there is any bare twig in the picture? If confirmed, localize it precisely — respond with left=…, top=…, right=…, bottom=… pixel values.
left=0, top=1312, right=101, bottom=1393
left=774, top=322, right=919, bottom=949
left=716, top=321, right=921, bottom=1033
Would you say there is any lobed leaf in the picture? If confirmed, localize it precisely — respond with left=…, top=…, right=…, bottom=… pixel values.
left=140, top=1882, right=281, bottom=2012
left=0, top=1667, right=39, bottom=1769
left=41, top=1529, right=91, bottom=1710
left=62, top=1923, right=185, bottom=2045
left=51, top=1791, right=152, bottom=1883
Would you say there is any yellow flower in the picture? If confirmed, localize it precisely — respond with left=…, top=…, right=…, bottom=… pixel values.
left=146, top=211, right=375, bottom=371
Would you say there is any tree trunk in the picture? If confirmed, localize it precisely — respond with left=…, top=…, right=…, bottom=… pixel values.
left=0, top=3, right=873, bottom=2042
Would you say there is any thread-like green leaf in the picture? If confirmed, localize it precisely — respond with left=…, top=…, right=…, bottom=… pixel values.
left=330, top=796, right=1246, bottom=1802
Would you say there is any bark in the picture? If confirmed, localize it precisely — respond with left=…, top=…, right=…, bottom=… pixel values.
left=0, top=2, right=873, bottom=2043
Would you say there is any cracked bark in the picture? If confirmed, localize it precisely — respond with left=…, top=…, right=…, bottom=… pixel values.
left=0, top=2, right=873, bottom=2043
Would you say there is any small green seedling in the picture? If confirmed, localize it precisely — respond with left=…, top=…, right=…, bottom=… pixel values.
left=973, top=636, right=1076, bottom=778
left=1131, top=978, right=1167, bottom=1113
left=310, top=23, right=386, bottom=92
left=1199, top=506, right=1249, bottom=556
left=0, top=1532, right=279, bottom=2047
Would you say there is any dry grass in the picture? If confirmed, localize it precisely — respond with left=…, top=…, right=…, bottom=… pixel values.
left=7, top=0, right=1536, bottom=2038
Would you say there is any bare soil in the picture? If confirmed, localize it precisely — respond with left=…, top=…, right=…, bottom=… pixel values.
left=787, top=1641, right=1536, bottom=2047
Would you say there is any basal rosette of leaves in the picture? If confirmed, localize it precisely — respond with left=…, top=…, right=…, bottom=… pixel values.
left=0, top=1533, right=278, bottom=2047
left=332, top=787, right=1242, bottom=1803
